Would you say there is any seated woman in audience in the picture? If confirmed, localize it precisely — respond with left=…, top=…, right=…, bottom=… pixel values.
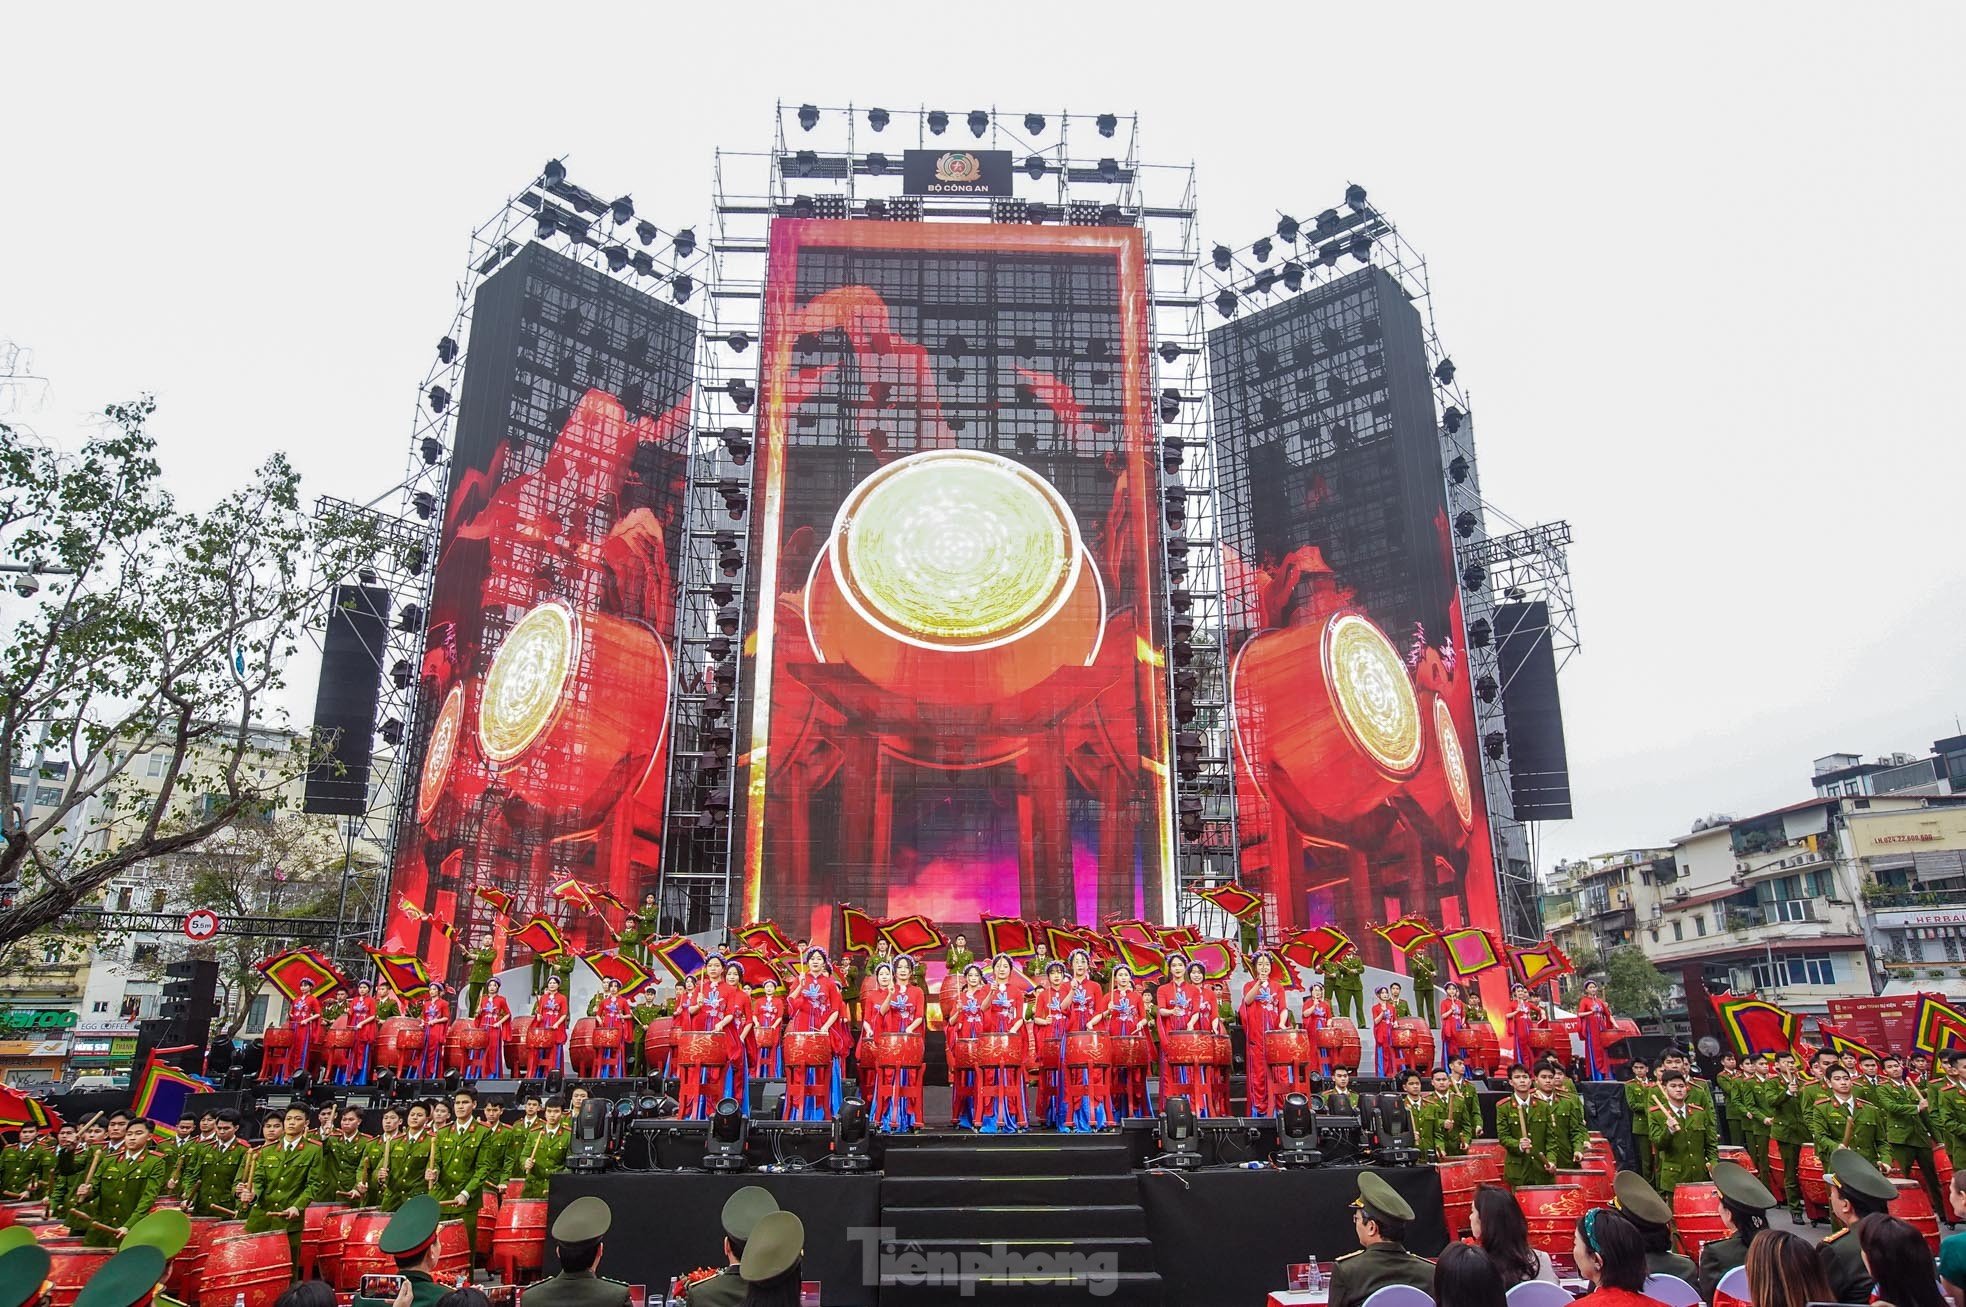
left=1743, top=1229, right=1833, bottom=1307
left=1859, top=1214, right=1949, bottom=1307
left=1433, top=1240, right=1508, bottom=1307
left=1569, top=1207, right=1666, bottom=1306
left=1469, top=1183, right=1556, bottom=1288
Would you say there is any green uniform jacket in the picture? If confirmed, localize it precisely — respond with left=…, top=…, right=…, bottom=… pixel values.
left=192, top=1140, right=250, bottom=1217
left=1686, top=1078, right=1714, bottom=1114
left=1495, top=1094, right=1554, bottom=1188
left=1646, top=1249, right=1699, bottom=1285
left=163, top=1139, right=205, bottom=1206
left=1415, top=1093, right=1472, bottom=1159
left=86, top=1148, right=166, bottom=1245
left=1815, top=1226, right=1871, bottom=1304
left=245, top=1139, right=328, bottom=1237
left=683, top=1265, right=747, bottom=1307
left=1806, top=1097, right=1886, bottom=1170
left=1547, top=1093, right=1588, bottom=1170
left=1873, top=1079, right=1938, bottom=1148
left=379, top=1131, right=434, bottom=1212
left=1647, top=1102, right=1717, bottom=1195
left=50, top=1145, right=90, bottom=1227
left=1717, top=1074, right=1750, bottom=1133
left=322, top=1131, right=377, bottom=1201
left=476, top=1125, right=516, bottom=1191
left=1327, top=1242, right=1435, bottom=1307
left=1934, top=1080, right=1966, bottom=1157
left=1758, top=1074, right=1810, bottom=1143
left=1698, top=1234, right=1748, bottom=1300
left=431, top=1120, right=495, bottom=1215
left=517, top=1126, right=572, bottom=1199
left=0, top=1142, right=54, bottom=1201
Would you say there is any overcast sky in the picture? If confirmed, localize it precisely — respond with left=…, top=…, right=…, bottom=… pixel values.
left=4, top=4, right=1962, bottom=873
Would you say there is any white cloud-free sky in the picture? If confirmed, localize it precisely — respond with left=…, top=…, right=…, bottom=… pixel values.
left=4, top=3, right=1962, bottom=871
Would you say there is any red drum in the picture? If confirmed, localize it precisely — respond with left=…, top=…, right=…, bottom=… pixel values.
left=1466, top=1139, right=1507, bottom=1184
left=390, top=1019, right=426, bottom=1054
left=1437, top=1156, right=1490, bottom=1238
left=1391, top=1018, right=1432, bottom=1056
left=262, top=1027, right=296, bottom=1050
left=337, top=1210, right=396, bottom=1290
left=1516, top=1185, right=1589, bottom=1255
left=45, top=1246, right=114, bottom=1307
left=641, top=1015, right=674, bottom=1062
left=938, top=975, right=963, bottom=1020
left=678, top=1030, right=734, bottom=1066
left=319, top=1206, right=366, bottom=1291
left=1554, top=1167, right=1613, bottom=1207
left=1462, top=1023, right=1502, bottom=1077
left=1674, top=1183, right=1726, bottom=1261
left=1892, top=1177, right=1942, bottom=1255
left=458, top=1026, right=491, bottom=1051
left=202, top=1224, right=292, bottom=1307
left=756, top=1026, right=782, bottom=1049
left=299, top=1201, right=347, bottom=1280
left=1164, top=1032, right=1218, bottom=1065
left=867, top=1034, right=926, bottom=1066
left=1528, top=1024, right=1565, bottom=1057
left=593, top=1025, right=625, bottom=1050
left=568, top=1017, right=597, bottom=1074
left=171, top=1215, right=223, bottom=1299
left=432, top=1218, right=471, bottom=1281
left=1205, top=1033, right=1233, bottom=1066
left=783, top=1031, right=835, bottom=1068
left=1317, top=1019, right=1362, bottom=1073
left=1036, top=1035, right=1062, bottom=1070
left=947, top=1038, right=974, bottom=1071
left=1065, top=1033, right=1112, bottom=1067
left=971, top=1034, right=1024, bottom=1068
left=1797, top=1144, right=1829, bottom=1209
left=509, top=1014, right=535, bottom=1058
left=326, top=1027, right=357, bottom=1052
left=492, top=1197, right=549, bottom=1282
left=1111, top=1036, right=1154, bottom=1069
left=1265, top=1030, right=1314, bottom=1063
left=530, top=1020, right=568, bottom=1049
left=1718, top=1144, right=1752, bottom=1169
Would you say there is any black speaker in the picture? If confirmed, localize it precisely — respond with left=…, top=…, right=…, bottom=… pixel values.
left=304, top=584, right=390, bottom=816
left=183, top=1091, right=255, bottom=1121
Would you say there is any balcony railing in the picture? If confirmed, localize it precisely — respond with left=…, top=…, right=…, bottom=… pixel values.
left=1866, top=887, right=1966, bottom=911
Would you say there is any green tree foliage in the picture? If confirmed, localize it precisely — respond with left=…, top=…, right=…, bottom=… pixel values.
left=1604, top=944, right=1673, bottom=1020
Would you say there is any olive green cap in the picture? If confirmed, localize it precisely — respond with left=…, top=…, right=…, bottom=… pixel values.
left=740, top=1210, right=805, bottom=1284
left=72, top=1245, right=166, bottom=1307
left=1351, top=1170, right=1415, bottom=1223
left=1614, top=1168, right=1674, bottom=1227
left=0, top=1245, right=50, bottom=1307
left=1825, top=1147, right=1897, bottom=1203
left=551, top=1193, right=613, bottom=1243
left=0, top=1227, right=36, bottom=1255
left=721, top=1185, right=779, bottom=1242
left=1711, top=1160, right=1776, bottom=1211
left=121, top=1207, right=192, bottom=1258
left=380, top=1194, right=441, bottom=1256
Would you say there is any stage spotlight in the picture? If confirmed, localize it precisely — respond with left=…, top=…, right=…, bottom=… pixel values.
left=1097, top=157, right=1119, bottom=184
left=865, top=152, right=888, bottom=177
left=727, top=379, right=756, bottom=413
left=927, top=110, right=949, bottom=135
left=1277, top=214, right=1300, bottom=242
left=1162, top=437, right=1184, bottom=474
left=1251, top=237, right=1272, bottom=263
left=1023, top=112, right=1046, bottom=135
left=419, top=436, right=443, bottom=465
left=1345, top=182, right=1368, bottom=209
left=1455, top=510, right=1478, bottom=538
left=721, top=431, right=752, bottom=465
left=1156, top=341, right=1182, bottom=365
left=1443, top=406, right=1464, bottom=434
left=1027, top=201, right=1050, bottom=223
left=797, top=103, right=820, bottom=131
left=1475, top=674, right=1498, bottom=704
left=1447, top=455, right=1470, bottom=484
left=1318, top=242, right=1341, bottom=267
left=222, top=1063, right=245, bottom=1092
left=1169, top=587, right=1194, bottom=614
left=791, top=149, right=817, bottom=178
left=358, top=567, right=378, bottom=585
left=967, top=109, right=989, bottom=137
left=1252, top=268, right=1278, bottom=296
left=672, top=275, right=695, bottom=305
left=1096, top=112, right=1118, bottom=137
left=536, top=211, right=556, bottom=240
left=1484, top=731, right=1507, bottom=761
left=569, top=1096, right=613, bottom=1173
left=867, top=106, right=889, bottom=132
left=543, top=158, right=566, bottom=186
left=1024, top=155, right=1046, bottom=180
left=1467, top=617, right=1491, bottom=649
left=388, top=659, right=412, bottom=691
left=1275, top=1093, right=1322, bottom=1168
left=1434, top=357, right=1456, bottom=385
left=1159, top=389, right=1182, bottom=423
left=674, top=228, right=697, bottom=258
left=426, top=385, right=449, bottom=414
left=608, top=195, right=634, bottom=225
left=704, top=1096, right=748, bottom=1172
left=1461, top=562, right=1487, bottom=591
left=1158, top=1095, right=1201, bottom=1170
left=1210, top=244, right=1232, bottom=271
left=1213, top=288, right=1237, bottom=319
left=1349, top=233, right=1373, bottom=263
left=631, top=251, right=655, bottom=278
left=436, top=336, right=459, bottom=364
left=635, top=219, right=658, bottom=246
left=412, top=490, right=436, bottom=520
left=394, top=605, right=424, bottom=633
left=374, top=1069, right=396, bottom=1100
left=833, top=1098, right=874, bottom=1171
left=1281, top=261, right=1305, bottom=291
left=604, top=246, right=629, bottom=272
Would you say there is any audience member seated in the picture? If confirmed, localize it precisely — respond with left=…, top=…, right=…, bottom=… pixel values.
left=1569, top=1208, right=1665, bottom=1307
left=1742, top=1228, right=1833, bottom=1307
left=1857, top=1213, right=1948, bottom=1307
left=1470, top=1183, right=1557, bottom=1288
left=1434, top=1240, right=1508, bottom=1307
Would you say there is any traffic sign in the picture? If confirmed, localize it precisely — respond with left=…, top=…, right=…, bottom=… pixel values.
left=182, top=909, right=221, bottom=941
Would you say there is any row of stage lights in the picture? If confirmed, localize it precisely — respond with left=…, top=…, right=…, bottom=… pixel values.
left=795, top=104, right=1122, bottom=140
left=1207, top=185, right=1377, bottom=319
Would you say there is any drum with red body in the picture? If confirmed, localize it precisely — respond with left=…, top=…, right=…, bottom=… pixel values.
left=1164, top=1032, right=1218, bottom=1067
left=1516, top=1185, right=1589, bottom=1255
left=1065, top=1033, right=1111, bottom=1068
left=937, top=974, right=963, bottom=1021
left=318, top=1206, right=366, bottom=1291
left=326, top=1027, right=357, bottom=1054
left=1462, top=1023, right=1502, bottom=1077
left=1205, top=1033, right=1233, bottom=1067
left=508, top=1014, right=535, bottom=1066
left=1265, top=1030, right=1314, bottom=1065
left=1466, top=1138, right=1507, bottom=1184
left=1718, top=1144, right=1752, bottom=1169
left=337, top=1211, right=396, bottom=1290
left=45, top=1246, right=115, bottom=1307
left=1436, top=1156, right=1490, bottom=1238
left=678, top=1030, right=734, bottom=1072
left=1110, top=1036, right=1154, bottom=1069
left=492, top=1197, right=549, bottom=1283
left=641, top=1015, right=674, bottom=1065
left=1673, top=1183, right=1726, bottom=1261
left=171, top=1215, right=223, bottom=1299
left=530, top=1020, right=568, bottom=1050
left=299, top=1201, right=347, bottom=1281
left=432, top=1218, right=471, bottom=1281
left=1391, top=1019, right=1430, bottom=1050
left=971, top=1034, right=1024, bottom=1069
left=593, top=1025, right=625, bottom=1050
left=1797, top=1144, right=1830, bottom=1210
left=568, top=1018, right=598, bottom=1075
left=1528, top=1024, right=1566, bottom=1059
left=1892, top=1177, right=1942, bottom=1254
left=782, top=1031, right=834, bottom=1069
left=1035, top=1033, right=1063, bottom=1070
left=1316, top=1019, right=1362, bottom=1073
left=1554, top=1167, right=1613, bottom=1207
left=202, top=1223, right=292, bottom=1307
left=262, top=1027, right=296, bottom=1053
left=947, top=1038, right=974, bottom=1071
left=458, top=1026, right=491, bottom=1053
left=867, top=1034, right=926, bottom=1068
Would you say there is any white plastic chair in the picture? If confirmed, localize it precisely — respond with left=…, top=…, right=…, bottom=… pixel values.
left=1711, top=1264, right=1750, bottom=1307
left=1359, top=1286, right=1435, bottom=1307
left=1505, top=1282, right=1574, bottom=1307
left=1640, top=1273, right=1702, bottom=1307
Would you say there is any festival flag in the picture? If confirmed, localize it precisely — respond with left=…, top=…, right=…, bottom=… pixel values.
left=1044, top=923, right=1102, bottom=961
left=723, top=952, right=783, bottom=989
left=1911, top=992, right=1966, bottom=1055
left=736, top=921, right=796, bottom=959
left=840, top=906, right=883, bottom=957
left=474, top=886, right=517, bottom=917
left=1156, top=925, right=1203, bottom=949
left=588, top=887, right=631, bottom=914
left=510, top=916, right=570, bottom=960
left=397, top=897, right=456, bottom=942
left=1279, top=925, right=1354, bottom=967
left=1195, top=882, right=1265, bottom=923
left=1439, top=928, right=1506, bottom=979
left=549, top=877, right=597, bottom=914
left=580, top=949, right=656, bottom=999
left=982, top=916, right=1038, bottom=959
left=131, top=1057, right=212, bottom=1137
left=1107, top=920, right=1161, bottom=948
left=649, top=934, right=709, bottom=982
left=1511, top=940, right=1575, bottom=989
left=1112, top=936, right=1169, bottom=978
left=255, top=948, right=347, bottom=1002
left=1370, top=917, right=1440, bottom=955
left=1814, top=1022, right=1881, bottom=1062
left=1264, top=950, right=1304, bottom=989
left=882, top=914, right=946, bottom=956
left=0, top=1084, right=60, bottom=1132
left=1187, top=939, right=1239, bottom=981
left=1710, top=993, right=1799, bottom=1057
left=361, top=945, right=433, bottom=998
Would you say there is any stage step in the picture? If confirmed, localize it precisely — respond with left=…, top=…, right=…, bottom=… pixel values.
left=884, top=1140, right=1132, bottom=1177
left=876, top=1270, right=1164, bottom=1305
left=883, top=1172, right=1141, bottom=1207
left=883, top=1203, right=1149, bottom=1241
left=886, top=1236, right=1156, bottom=1274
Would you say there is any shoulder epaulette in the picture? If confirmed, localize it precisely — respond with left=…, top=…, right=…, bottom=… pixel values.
left=1822, top=1228, right=1847, bottom=1244
left=1336, top=1249, right=1364, bottom=1262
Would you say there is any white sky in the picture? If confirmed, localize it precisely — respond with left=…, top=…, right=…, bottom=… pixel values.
left=4, top=3, right=1962, bottom=872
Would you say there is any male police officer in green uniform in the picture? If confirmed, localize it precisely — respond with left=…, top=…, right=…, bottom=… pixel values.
left=350, top=1195, right=452, bottom=1307
left=1876, top=1054, right=1947, bottom=1220
left=81, top=1119, right=166, bottom=1247
left=686, top=1187, right=779, bottom=1307
left=322, top=1104, right=375, bottom=1203
left=1818, top=1148, right=1896, bottom=1303
left=1757, top=1051, right=1809, bottom=1217
left=525, top=1194, right=633, bottom=1307
left=432, top=1089, right=496, bottom=1262
left=0, top=1124, right=53, bottom=1202
left=1696, top=1161, right=1776, bottom=1299
left=1612, top=1169, right=1699, bottom=1284
left=1328, top=1172, right=1434, bottom=1307
left=1808, top=1065, right=1888, bottom=1171
left=240, top=1104, right=326, bottom=1261
left=1416, top=1068, right=1472, bottom=1159
left=1648, top=1069, right=1718, bottom=1198
left=516, top=1097, right=573, bottom=1200
left=1495, top=1064, right=1553, bottom=1188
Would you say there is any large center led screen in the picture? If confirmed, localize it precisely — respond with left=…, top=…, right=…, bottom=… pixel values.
left=741, top=221, right=1172, bottom=942
left=1210, top=265, right=1500, bottom=962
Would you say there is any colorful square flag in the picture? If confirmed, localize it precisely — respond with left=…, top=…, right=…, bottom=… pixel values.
left=650, top=935, right=709, bottom=982
left=723, top=952, right=783, bottom=989
left=1911, top=992, right=1966, bottom=1055
left=737, top=921, right=796, bottom=959
left=1370, top=917, right=1440, bottom=954
left=1156, top=925, right=1203, bottom=949
left=1187, top=939, right=1239, bottom=981
left=882, top=914, right=946, bottom=956
left=131, top=1057, right=212, bottom=1136
left=1711, top=993, right=1798, bottom=1057
left=1112, top=937, right=1169, bottom=978
left=982, top=916, right=1038, bottom=960
left=1045, top=924, right=1100, bottom=961
left=511, top=916, right=570, bottom=960
left=580, top=950, right=656, bottom=999
left=588, top=887, right=630, bottom=914
left=1195, top=882, right=1265, bottom=922
left=1511, top=940, right=1575, bottom=988
left=549, top=877, right=597, bottom=914
left=1279, top=926, right=1354, bottom=967
left=1263, top=950, right=1304, bottom=989
left=840, top=906, right=883, bottom=957
left=361, top=945, right=433, bottom=998
left=0, top=1084, right=60, bottom=1131
left=475, top=886, right=517, bottom=917
left=1440, top=928, right=1505, bottom=978
left=1107, top=920, right=1161, bottom=948
left=256, top=948, right=348, bottom=1002
left=1815, top=1021, right=1880, bottom=1061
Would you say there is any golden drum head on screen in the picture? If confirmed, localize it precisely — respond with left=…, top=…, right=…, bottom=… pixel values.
left=478, top=600, right=578, bottom=764
left=832, top=448, right=1082, bottom=650
left=1321, top=612, right=1422, bottom=776
left=417, top=684, right=464, bottom=823
left=1434, top=697, right=1475, bottom=828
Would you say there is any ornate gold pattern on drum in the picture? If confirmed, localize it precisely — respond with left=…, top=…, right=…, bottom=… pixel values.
left=1433, top=698, right=1474, bottom=828
left=971, top=1034, right=1023, bottom=1066
left=834, top=449, right=1081, bottom=648
left=417, top=684, right=465, bottom=822
left=1110, top=1036, right=1154, bottom=1068
left=1323, top=612, right=1422, bottom=775
left=675, top=1031, right=729, bottom=1064
left=1164, top=1032, right=1227, bottom=1065
left=865, top=1034, right=925, bottom=1066
left=1064, top=1032, right=1112, bottom=1065
left=1264, top=1030, right=1313, bottom=1062
left=782, top=1031, right=834, bottom=1067
left=478, top=601, right=577, bottom=763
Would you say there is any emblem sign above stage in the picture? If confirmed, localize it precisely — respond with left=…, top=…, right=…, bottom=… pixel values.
left=902, top=150, right=1014, bottom=196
